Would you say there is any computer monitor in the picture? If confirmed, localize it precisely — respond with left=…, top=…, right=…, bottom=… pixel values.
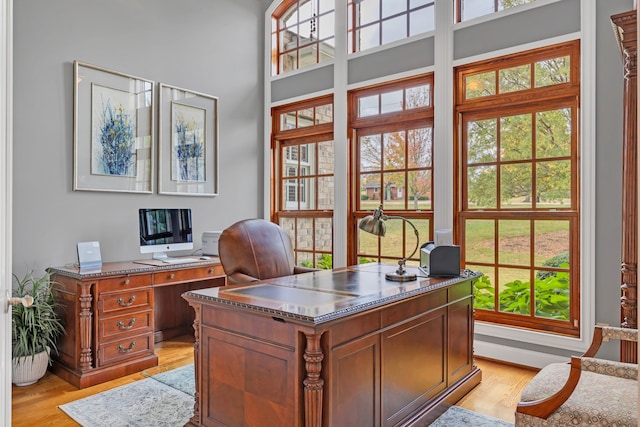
left=139, top=208, right=193, bottom=262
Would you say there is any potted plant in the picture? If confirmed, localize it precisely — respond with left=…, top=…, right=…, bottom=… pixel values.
left=11, top=270, right=64, bottom=386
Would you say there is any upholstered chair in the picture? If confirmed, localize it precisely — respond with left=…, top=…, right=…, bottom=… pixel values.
left=218, top=218, right=319, bottom=284
left=515, top=325, right=638, bottom=426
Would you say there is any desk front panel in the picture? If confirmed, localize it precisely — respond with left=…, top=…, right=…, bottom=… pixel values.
left=183, top=266, right=481, bottom=427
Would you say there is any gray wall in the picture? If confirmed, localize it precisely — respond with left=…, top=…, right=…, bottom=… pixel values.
left=594, top=0, right=629, bottom=341
left=13, top=0, right=271, bottom=277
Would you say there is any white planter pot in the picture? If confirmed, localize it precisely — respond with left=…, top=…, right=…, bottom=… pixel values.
left=12, top=348, right=50, bottom=386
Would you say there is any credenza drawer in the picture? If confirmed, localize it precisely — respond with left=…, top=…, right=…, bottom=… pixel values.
left=98, top=333, right=154, bottom=367
left=98, top=274, right=151, bottom=293
left=154, top=264, right=225, bottom=286
left=99, top=309, right=153, bottom=341
left=99, top=288, right=153, bottom=315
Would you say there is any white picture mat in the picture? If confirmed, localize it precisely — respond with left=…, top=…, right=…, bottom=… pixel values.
left=73, top=60, right=154, bottom=193
left=158, top=83, right=218, bottom=196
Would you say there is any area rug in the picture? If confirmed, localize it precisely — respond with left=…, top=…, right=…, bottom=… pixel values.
left=60, top=364, right=511, bottom=427
left=58, top=370, right=194, bottom=426
left=146, top=363, right=195, bottom=397
left=431, top=406, right=514, bottom=426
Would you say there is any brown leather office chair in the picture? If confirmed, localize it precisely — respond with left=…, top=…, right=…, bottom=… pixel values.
left=218, top=218, right=318, bottom=284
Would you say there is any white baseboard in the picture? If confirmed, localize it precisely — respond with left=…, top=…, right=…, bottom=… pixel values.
left=474, top=339, right=568, bottom=369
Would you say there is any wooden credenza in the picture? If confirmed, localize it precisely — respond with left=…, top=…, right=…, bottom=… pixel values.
left=183, top=263, right=482, bottom=427
left=49, top=258, right=226, bottom=388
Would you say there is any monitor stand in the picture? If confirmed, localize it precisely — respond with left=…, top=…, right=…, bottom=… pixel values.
left=152, top=252, right=185, bottom=264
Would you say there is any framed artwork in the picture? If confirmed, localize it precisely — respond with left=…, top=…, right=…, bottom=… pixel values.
left=158, top=83, right=219, bottom=196
left=73, top=60, right=154, bottom=193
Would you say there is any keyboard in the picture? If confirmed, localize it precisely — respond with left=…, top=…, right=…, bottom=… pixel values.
left=161, top=257, right=200, bottom=264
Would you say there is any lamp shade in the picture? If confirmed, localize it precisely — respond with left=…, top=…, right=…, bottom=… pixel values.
left=357, top=205, right=419, bottom=282
left=359, top=214, right=386, bottom=237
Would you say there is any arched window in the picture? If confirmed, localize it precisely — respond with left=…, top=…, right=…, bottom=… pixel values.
left=271, top=0, right=335, bottom=75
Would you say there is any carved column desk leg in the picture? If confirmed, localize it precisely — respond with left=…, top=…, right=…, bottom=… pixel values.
left=303, top=332, right=324, bottom=427
left=78, top=282, right=93, bottom=371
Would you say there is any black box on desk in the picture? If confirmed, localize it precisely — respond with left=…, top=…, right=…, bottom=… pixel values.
left=419, top=242, right=460, bottom=277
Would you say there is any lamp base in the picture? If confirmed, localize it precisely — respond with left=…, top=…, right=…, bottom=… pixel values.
left=385, top=271, right=417, bottom=282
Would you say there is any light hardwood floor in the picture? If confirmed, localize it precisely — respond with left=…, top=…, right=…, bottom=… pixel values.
left=11, top=336, right=538, bottom=426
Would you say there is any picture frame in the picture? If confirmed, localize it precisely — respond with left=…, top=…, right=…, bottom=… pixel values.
left=158, top=83, right=219, bottom=196
left=73, top=60, right=155, bottom=193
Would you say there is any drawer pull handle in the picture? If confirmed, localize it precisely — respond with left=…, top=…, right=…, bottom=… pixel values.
left=209, top=269, right=215, bottom=274
left=117, top=295, right=136, bottom=307
left=170, top=273, right=175, bottom=279
left=117, top=342, right=136, bottom=353
left=117, top=318, right=136, bottom=330
left=124, top=279, right=131, bottom=285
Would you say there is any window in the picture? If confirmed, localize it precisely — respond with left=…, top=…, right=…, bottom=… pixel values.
left=349, top=74, right=434, bottom=265
left=455, top=41, right=580, bottom=336
left=272, top=96, right=334, bottom=268
left=348, top=0, right=435, bottom=53
left=456, top=0, right=538, bottom=23
left=271, top=0, right=335, bottom=75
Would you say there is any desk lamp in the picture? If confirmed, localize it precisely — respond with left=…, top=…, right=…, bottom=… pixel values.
left=359, top=205, right=420, bottom=282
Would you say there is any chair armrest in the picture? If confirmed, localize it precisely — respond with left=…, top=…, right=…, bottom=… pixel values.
left=601, top=325, right=638, bottom=342
left=226, top=272, right=260, bottom=284
left=293, top=266, right=320, bottom=274
left=582, top=357, right=638, bottom=380
left=516, top=357, right=582, bottom=419
left=583, top=325, right=638, bottom=357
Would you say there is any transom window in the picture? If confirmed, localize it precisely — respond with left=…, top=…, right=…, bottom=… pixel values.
left=349, top=75, right=434, bottom=265
left=271, top=0, right=336, bottom=75
left=456, top=0, right=538, bottom=23
left=348, top=0, right=435, bottom=53
left=455, top=41, right=580, bottom=336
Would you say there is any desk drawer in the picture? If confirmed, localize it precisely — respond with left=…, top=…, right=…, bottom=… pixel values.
left=98, top=333, right=153, bottom=367
left=99, top=288, right=152, bottom=315
left=154, top=264, right=225, bottom=286
left=98, top=274, right=151, bottom=293
left=99, top=309, right=153, bottom=341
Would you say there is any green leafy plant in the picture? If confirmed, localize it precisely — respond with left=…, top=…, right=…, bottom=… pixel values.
left=300, top=254, right=333, bottom=270
left=536, top=251, right=569, bottom=280
left=473, top=262, right=570, bottom=320
left=11, top=270, right=65, bottom=361
left=533, top=266, right=570, bottom=320
left=316, top=254, right=333, bottom=269
left=473, top=275, right=495, bottom=310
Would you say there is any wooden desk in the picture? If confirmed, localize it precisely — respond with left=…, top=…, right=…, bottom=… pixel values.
left=183, top=263, right=482, bottom=427
left=49, top=258, right=226, bottom=388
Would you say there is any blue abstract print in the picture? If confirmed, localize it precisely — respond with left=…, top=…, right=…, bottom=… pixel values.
left=96, top=99, right=136, bottom=176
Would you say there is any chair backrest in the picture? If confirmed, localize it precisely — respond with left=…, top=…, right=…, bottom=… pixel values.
left=218, top=218, right=296, bottom=284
